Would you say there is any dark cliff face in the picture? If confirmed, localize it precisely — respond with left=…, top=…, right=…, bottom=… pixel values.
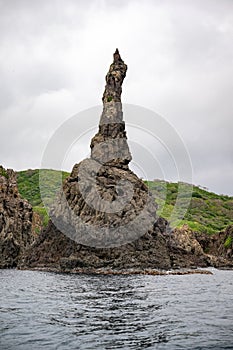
left=194, top=225, right=233, bottom=267
left=0, top=166, right=36, bottom=268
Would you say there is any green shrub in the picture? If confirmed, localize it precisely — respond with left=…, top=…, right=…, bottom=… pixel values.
left=192, top=191, right=203, bottom=199
left=34, top=206, right=49, bottom=227
left=224, top=236, right=233, bottom=249
left=0, top=166, right=9, bottom=179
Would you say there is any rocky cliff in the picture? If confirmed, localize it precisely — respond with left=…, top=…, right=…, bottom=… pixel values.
left=0, top=166, right=37, bottom=268
left=20, top=50, right=233, bottom=273
left=195, top=225, right=233, bottom=267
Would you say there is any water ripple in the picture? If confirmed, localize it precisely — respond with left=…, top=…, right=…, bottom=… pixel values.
left=0, top=269, right=233, bottom=349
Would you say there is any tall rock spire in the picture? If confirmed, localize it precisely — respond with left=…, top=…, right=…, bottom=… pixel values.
left=20, top=48, right=197, bottom=273
left=90, top=49, right=132, bottom=169
left=27, top=49, right=160, bottom=252
left=21, top=50, right=227, bottom=273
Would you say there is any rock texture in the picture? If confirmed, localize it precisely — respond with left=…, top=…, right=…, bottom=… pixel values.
left=0, top=166, right=36, bottom=268
left=90, top=48, right=132, bottom=169
left=21, top=221, right=233, bottom=272
left=21, top=219, right=171, bottom=271
left=195, top=225, right=233, bottom=268
left=20, top=50, right=233, bottom=273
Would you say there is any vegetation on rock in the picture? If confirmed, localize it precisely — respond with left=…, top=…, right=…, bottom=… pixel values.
left=0, top=165, right=9, bottom=179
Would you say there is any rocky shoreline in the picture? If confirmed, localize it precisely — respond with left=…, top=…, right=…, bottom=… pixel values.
left=19, top=266, right=214, bottom=276
left=18, top=216, right=233, bottom=274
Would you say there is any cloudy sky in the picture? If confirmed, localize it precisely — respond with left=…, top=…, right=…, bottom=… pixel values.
left=0, top=0, right=232, bottom=195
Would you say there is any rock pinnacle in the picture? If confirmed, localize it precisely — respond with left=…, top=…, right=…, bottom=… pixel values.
left=34, top=50, right=159, bottom=249
left=90, top=49, right=132, bottom=169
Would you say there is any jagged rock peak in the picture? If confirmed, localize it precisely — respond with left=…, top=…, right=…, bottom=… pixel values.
left=113, top=48, right=122, bottom=62
left=102, top=48, right=127, bottom=104
left=90, top=49, right=132, bottom=168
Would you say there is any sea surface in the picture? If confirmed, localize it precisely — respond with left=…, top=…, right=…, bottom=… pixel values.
left=0, top=268, right=233, bottom=350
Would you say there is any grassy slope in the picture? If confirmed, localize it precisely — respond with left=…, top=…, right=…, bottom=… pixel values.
left=17, top=169, right=69, bottom=227
left=16, top=170, right=233, bottom=234
left=145, top=180, right=233, bottom=234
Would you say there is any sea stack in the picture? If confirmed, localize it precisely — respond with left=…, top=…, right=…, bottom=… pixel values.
left=21, top=50, right=173, bottom=270
left=47, top=49, right=159, bottom=248
left=15, top=51, right=233, bottom=272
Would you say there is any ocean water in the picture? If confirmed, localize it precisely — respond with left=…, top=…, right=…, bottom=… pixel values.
left=0, top=268, right=233, bottom=350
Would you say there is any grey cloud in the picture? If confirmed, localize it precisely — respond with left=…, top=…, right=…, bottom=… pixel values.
left=0, top=0, right=232, bottom=195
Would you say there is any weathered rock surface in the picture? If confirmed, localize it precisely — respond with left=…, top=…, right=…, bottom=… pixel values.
left=19, top=50, right=233, bottom=273
left=90, top=48, right=132, bottom=169
left=21, top=221, right=233, bottom=272
left=195, top=225, right=233, bottom=268
left=21, top=220, right=171, bottom=271
left=165, top=224, right=233, bottom=269
left=0, top=166, right=37, bottom=268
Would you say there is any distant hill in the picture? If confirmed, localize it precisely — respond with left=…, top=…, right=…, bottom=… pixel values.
left=16, top=169, right=233, bottom=234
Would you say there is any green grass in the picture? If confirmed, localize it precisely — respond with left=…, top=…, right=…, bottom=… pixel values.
left=33, top=206, right=49, bottom=227
left=145, top=179, right=233, bottom=234
left=224, top=236, right=233, bottom=248
left=16, top=170, right=233, bottom=234
left=17, top=169, right=69, bottom=227
left=17, top=169, right=69, bottom=207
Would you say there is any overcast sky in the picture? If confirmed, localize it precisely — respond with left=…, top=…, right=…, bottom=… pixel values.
left=0, top=0, right=232, bottom=195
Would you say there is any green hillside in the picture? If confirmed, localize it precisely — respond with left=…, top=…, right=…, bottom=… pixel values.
left=17, top=169, right=69, bottom=227
left=145, top=180, right=233, bottom=234
left=16, top=169, right=233, bottom=234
